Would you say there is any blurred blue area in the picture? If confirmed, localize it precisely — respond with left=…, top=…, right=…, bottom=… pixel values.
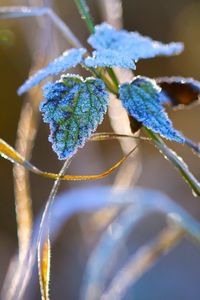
left=130, top=240, right=200, bottom=300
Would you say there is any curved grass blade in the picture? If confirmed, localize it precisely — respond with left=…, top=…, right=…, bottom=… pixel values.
left=37, top=158, right=71, bottom=300
left=6, top=186, right=200, bottom=300
left=0, top=6, right=82, bottom=48
left=81, top=187, right=200, bottom=300
left=146, top=129, right=200, bottom=197
left=81, top=204, right=153, bottom=300
left=39, top=237, right=51, bottom=300
left=102, top=226, right=184, bottom=300
left=0, top=138, right=137, bottom=181
left=90, top=132, right=149, bottom=142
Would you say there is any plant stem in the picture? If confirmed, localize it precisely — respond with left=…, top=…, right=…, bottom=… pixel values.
left=74, top=0, right=120, bottom=91
left=107, top=67, right=119, bottom=88
left=89, top=68, right=118, bottom=94
left=146, top=128, right=200, bottom=197
left=74, top=0, right=95, bottom=33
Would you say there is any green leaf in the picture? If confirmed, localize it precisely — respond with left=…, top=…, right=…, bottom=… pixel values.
left=119, top=76, right=185, bottom=143
left=40, top=75, right=109, bottom=159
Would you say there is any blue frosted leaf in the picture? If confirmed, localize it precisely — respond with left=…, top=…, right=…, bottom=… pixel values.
left=18, top=48, right=86, bottom=95
left=85, top=49, right=136, bottom=69
left=40, top=74, right=109, bottom=159
left=156, top=76, right=200, bottom=108
left=119, top=76, right=185, bottom=143
left=86, top=23, right=183, bottom=69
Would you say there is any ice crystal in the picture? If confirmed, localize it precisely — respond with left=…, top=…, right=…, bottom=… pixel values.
left=119, top=76, right=185, bottom=143
left=85, top=23, right=183, bottom=69
left=85, top=49, right=136, bottom=69
left=18, top=48, right=86, bottom=95
left=40, top=74, right=109, bottom=159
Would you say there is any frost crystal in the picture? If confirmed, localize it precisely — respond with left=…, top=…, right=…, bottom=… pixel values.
left=18, top=48, right=86, bottom=95
left=40, top=74, right=109, bottom=159
left=85, top=49, right=136, bottom=69
left=85, top=23, right=184, bottom=69
left=119, top=76, right=185, bottom=143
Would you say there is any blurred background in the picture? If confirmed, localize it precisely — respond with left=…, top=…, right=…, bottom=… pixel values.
left=0, top=0, right=200, bottom=299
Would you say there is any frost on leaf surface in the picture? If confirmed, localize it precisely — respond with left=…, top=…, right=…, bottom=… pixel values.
left=40, top=75, right=109, bottom=160
left=85, top=49, right=136, bottom=69
left=119, top=76, right=185, bottom=143
left=85, top=23, right=183, bottom=69
left=18, top=48, right=86, bottom=95
left=156, top=77, right=200, bottom=108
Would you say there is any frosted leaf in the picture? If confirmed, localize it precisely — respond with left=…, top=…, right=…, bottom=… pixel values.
left=119, top=76, right=185, bottom=143
left=18, top=48, right=86, bottom=95
left=85, top=50, right=136, bottom=69
left=86, top=23, right=183, bottom=69
left=156, top=76, right=200, bottom=108
left=40, top=74, right=109, bottom=159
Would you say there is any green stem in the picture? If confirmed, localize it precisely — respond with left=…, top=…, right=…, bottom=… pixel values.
left=87, top=67, right=118, bottom=94
left=74, top=0, right=95, bottom=33
left=146, top=128, right=200, bottom=197
left=74, top=0, right=120, bottom=94
left=107, top=68, right=119, bottom=89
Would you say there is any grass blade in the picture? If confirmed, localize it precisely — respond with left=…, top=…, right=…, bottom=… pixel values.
left=37, top=159, right=71, bottom=300
left=0, top=6, right=82, bottom=48
left=102, top=226, right=184, bottom=300
left=0, top=138, right=137, bottom=181
left=81, top=187, right=200, bottom=300
left=146, top=129, right=200, bottom=197
left=39, top=237, right=51, bottom=300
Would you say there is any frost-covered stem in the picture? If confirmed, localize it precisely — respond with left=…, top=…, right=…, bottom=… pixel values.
left=0, top=6, right=83, bottom=48
left=146, top=129, right=200, bottom=197
left=74, top=0, right=95, bottom=33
